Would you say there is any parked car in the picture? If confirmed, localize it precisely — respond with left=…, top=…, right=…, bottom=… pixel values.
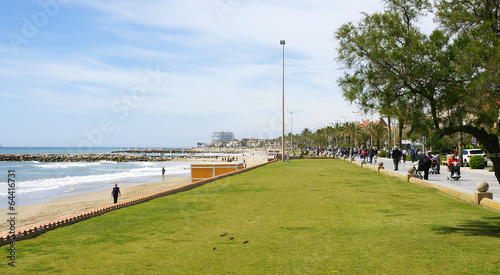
left=462, top=149, right=488, bottom=167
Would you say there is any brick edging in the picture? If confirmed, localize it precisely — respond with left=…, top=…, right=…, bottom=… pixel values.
left=0, top=160, right=277, bottom=246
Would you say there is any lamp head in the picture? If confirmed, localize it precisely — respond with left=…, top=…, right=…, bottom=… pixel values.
left=280, top=40, right=285, bottom=45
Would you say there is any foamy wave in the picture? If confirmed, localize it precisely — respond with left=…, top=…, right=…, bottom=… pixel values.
left=16, top=162, right=189, bottom=195
left=35, top=162, right=102, bottom=169
left=98, top=160, right=117, bottom=164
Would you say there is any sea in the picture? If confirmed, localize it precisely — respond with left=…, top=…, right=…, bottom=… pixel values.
left=0, top=147, right=194, bottom=206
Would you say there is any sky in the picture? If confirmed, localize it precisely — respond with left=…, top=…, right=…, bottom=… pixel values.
left=0, top=0, right=424, bottom=148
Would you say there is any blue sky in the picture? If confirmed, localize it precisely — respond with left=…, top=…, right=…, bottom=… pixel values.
left=1, top=0, right=403, bottom=147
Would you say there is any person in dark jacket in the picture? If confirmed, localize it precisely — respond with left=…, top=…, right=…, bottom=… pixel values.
left=369, top=147, right=375, bottom=164
left=111, top=183, right=121, bottom=204
left=418, top=152, right=431, bottom=180
left=410, top=148, right=417, bottom=163
left=392, top=147, right=402, bottom=171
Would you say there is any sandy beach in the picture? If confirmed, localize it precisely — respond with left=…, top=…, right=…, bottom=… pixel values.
left=0, top=153, right=269, bottom=235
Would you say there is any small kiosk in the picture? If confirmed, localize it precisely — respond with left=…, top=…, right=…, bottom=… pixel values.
left=190, top=162, right=245, bottom=183
left=267, top=148, right=280, bottom=161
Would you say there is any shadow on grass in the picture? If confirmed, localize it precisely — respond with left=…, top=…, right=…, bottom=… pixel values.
left=433, top=217, right=500, bottom=238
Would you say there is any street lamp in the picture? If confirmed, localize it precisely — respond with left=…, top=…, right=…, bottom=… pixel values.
left=280, top=39, right=285, bottom=162
left=290, top=111, right=293, bottom=151
left=285, top=123, right=287, bottom=149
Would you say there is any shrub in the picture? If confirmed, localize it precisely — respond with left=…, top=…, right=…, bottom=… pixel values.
left=440, top=155, right=447, bottom=164
left=469, top=155, right=485, bottom=169
left=379, top=150, right=386, bottom=158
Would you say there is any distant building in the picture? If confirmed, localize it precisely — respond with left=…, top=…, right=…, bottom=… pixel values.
left=229, top=140, right=241, bottom=147
left=241, top=137, right=259, bottom=147
left=358, top=119, right=388, bottom=128
left=209, top=131, right=235, bottom=145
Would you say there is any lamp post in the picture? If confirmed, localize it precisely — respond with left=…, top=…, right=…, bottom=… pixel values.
left=285, top=123, right=287, bottom=149
left=280, top=40, right=285, bottom=162
left=352, top=111, right=360, bottom=147
left=290, top=111, right=293, bottom=151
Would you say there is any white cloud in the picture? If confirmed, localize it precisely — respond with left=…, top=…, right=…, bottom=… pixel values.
left=0, top=0, right=398, bottom=146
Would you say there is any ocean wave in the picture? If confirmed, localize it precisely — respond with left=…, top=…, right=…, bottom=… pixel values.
left=16, top=162, right=190, bottom=195
left=98, top=160, right=117, bottom=164
left=34, top=162, right=102, bottom=169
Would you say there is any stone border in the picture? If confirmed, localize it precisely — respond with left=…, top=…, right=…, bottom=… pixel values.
left=0, top=160, right=277, bottom=247
left=347, top=159, right=500, bottom=211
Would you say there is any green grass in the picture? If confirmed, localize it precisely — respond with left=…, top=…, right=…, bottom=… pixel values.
left=2, top=159, right=500, bottom=274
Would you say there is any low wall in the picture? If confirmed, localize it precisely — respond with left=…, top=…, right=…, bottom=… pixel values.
left=0, top=160, right=276, bottom=246
left=347, top=159, right=499, bottom=211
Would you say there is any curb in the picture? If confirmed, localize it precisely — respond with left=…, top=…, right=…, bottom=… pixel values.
left=348, top=159, right=499, bottom=211
left=0, top=160, right=277, bottom=247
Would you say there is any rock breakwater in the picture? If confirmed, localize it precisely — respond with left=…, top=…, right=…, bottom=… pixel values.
left=0, top=154, right=173, bottom=162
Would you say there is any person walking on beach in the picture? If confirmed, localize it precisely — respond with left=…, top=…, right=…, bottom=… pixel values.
left=111, top=183, right=121, bottom=204
left=162, top=167, right=166, bottom=180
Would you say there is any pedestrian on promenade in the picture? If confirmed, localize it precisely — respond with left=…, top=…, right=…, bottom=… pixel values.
left=162, top=167, right=166, bottom=180
left=418, top=152, right=431, bottom=180
left=111, top=183, right=121, bottom=204
left=435, top=152, right=441, bottom=174
left=392, top=146, right=402, bottom=171
left=410, top=148, right=416, bottom=163
left=402, top=149, right=407, bottom=163
left=361, top=148, right=367, bottom=161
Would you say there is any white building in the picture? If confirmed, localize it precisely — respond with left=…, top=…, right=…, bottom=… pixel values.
left=209, top=131, right=235, bottom=145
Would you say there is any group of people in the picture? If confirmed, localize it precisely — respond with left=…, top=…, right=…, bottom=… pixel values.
left=391, top=147, right=461, bottom=180
left=359, top=147, right=378, bottom=164
left=392, top=146, right=438, bottom=179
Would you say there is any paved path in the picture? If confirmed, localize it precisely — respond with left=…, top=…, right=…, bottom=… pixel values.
left=356, top=156, right=500, bottom=200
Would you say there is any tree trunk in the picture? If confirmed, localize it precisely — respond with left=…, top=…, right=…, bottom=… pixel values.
left=398, top=120, right=403, bottom=149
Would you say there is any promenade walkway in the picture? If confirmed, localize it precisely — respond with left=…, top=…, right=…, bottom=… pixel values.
left=355, top=156, right=500, bottom=200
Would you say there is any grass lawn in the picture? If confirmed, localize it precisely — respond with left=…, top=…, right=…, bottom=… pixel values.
left=2, top=159, right=500, bottom=274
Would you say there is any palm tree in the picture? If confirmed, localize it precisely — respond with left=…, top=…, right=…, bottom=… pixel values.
left=331, top=122, right=343, bottom=147
left=366, top=123, right=387, bottom=149
left=343, top=122, right=358, bottom=147
left=324, top=125, right=335, bottom=147
left=359, top=130, right=371, bottom=148
left=300, top=128, right=313, bottom=147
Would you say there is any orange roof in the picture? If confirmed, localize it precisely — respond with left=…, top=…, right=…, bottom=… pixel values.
left=359, top=119, right=388, bottom=128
